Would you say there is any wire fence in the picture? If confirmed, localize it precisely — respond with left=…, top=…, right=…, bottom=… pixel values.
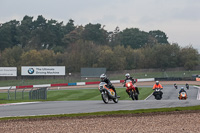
left=0, top=87, right=47, bottom=100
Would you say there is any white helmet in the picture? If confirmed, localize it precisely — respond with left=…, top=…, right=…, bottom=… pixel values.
left=125, top=73, right=130, bottom=78
left=100, top=73, right=106, bottom=79
left=156, top=81, right=159, bottom=84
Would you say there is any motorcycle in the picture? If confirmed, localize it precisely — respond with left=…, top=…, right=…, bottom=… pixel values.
left=186, top=84, right=189, bottom=90
left=153, top=88, right=163, bottom=100
left=174, top=84, right=178, bottom=89
left=178, top=92, right=187, bottom=100
left=124, top=79, right=138, bottom=100
left=98, top=82, right=119, bottom=104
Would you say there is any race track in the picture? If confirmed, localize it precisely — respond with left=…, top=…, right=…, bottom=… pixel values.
left=0, top=85, right=200, bottom=118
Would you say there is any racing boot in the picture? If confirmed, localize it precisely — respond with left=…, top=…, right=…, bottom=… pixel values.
left=114, top=91, right=120, bottom=98
left=136, top=87, right=140, bottom=94
left=126, top=90, right=131, bottom=98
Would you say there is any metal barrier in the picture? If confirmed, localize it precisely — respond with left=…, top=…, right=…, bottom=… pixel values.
left=29, top=87, right=47, bottom=100
left=5, top=87, right=47, bottom=100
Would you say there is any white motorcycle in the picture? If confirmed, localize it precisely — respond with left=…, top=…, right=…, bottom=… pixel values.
left=98, top=82, right=119, bottom=104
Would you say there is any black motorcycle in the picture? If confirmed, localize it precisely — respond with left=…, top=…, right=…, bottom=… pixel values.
left=186, top=83, right=189, bottom=90
left=174, top=83, right=178, bottom=89
left=153, top=88, right=163, bottom=100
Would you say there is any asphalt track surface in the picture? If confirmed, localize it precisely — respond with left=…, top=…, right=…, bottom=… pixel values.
left=0, top=85, right=200, bottom=118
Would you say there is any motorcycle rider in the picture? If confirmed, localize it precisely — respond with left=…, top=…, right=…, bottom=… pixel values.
left=100, top=73, right=118, bottom=97
left=174, top=83, right=178, bottom=89
left=179, top=87, right=187, bottom=94
left=152, top=81, right=163, bottom=98
left=186, top=83, right=189, bottom=90
left=124, top=73, right=139, bottom=95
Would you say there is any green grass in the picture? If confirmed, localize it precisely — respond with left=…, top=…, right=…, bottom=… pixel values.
left=0, top=87, right=153, bottom=103
left=110, top=70, right=200, bottom=80
left=45, top=87, right=153, bottom=101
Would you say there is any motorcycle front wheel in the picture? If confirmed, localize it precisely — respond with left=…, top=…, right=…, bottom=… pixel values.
left=101, top=92, right=109, bottom=104
left=134, top=94, right=138, bottom=100
left=155, top=95, right=161, bottom=100
left=129, top=90, right=135, bottom=100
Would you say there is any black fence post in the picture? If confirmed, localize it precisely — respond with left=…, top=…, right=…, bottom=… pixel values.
left=15, top=89, right=16, bottom=100
left=22, top=88, right=25, bottom=99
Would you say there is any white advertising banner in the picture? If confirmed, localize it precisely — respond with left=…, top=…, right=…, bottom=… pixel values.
left=0, top=67, right=17, bottom=76
left=21, top=66, right=65, bottom=76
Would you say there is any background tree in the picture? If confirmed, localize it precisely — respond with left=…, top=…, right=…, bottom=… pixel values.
left=120, top=28, right=149, bottom=49
left=112, top=45, right=126, bottom=70
left=20, top=50, right=43, bottom=66
left=81, top=23, right=108, bottom=45
left=29, top=15, right=48, bottom=49
left=136, top=47, right=152, bottom=69
left=0, top=46, right=23, bottom=67
left=97, top=45, right=114, bottom=70
left=63, top=19, right=76, bottom=35
left=149, top=30, right=169, bottom=44
left=123, top=46, right=137, bottom=69
left=0, top=15, right=199, bottom=72
left=0, top=20, right=19, bottom=50
left=40, top=49, right=57, bottom=66
left=62, top=26, right=83, bottom=48
left=45, top=19, right=64, bottom=49
left=108, top=26, right=121, bottom=46
left=178, top=45, right=199, bottom=70
left=17, top=15, right=34, bottom=48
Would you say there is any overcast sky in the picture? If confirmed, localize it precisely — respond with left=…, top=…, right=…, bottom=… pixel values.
left=1, top=0, right=200, bottom=52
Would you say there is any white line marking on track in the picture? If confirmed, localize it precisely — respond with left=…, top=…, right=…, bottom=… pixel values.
left=0, top=102, right=40, bottom=107
left=144, top=92, right=153, bottom=100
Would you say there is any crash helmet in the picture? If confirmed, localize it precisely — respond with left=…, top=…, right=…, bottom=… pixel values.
left=181, top=87, right=184, bottom=90
left=125, top=73, right=130, bottom=78
left=156, top=81, right=159, bottom=85
left=100, top=73, right=106, bottom=80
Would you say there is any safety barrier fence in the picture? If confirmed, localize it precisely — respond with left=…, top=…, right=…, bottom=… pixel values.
left=0, top=78, right=155, bottom=90
left=6, top=87, right=47, bottom=100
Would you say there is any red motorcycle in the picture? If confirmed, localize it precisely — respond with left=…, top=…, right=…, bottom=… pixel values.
left=125, top=80, right=138, bottom=100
